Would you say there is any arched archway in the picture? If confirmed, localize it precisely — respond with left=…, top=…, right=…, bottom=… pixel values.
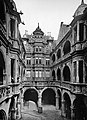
left=64, top=93, right=71, bottom=119
left=0, top=51, right=5, bottom=85
left=52, top=70, right=56, bottom=81
left=42, top=88, right=56, bottom=106
left=57, top=89, right=61, bottom=109
left=63, top=41, right=71, bottom=55
left=57, top=68, right=61, bottom=81
left=57, top=49, right=61, bottom=59
left=24, top=88, right=38, bottom=105
left=52, top=54, right=55, bottom=63
left=0, top=110, right=7, bottom=120
left=63, top=66, right=70, bottom=81
left=73, top=95, right=87, bottom=120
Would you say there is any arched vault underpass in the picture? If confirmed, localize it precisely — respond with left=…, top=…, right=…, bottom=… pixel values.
left=24, top=88, right=38, bottom=104
left=42, top=88, right=56, bottom=106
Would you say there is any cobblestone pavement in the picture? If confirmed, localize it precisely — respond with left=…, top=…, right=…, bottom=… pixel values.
left=21, top=105, right=67, bottom=120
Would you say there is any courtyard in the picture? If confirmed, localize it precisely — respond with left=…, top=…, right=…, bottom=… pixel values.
left=21, top=105, right=67, bottom=120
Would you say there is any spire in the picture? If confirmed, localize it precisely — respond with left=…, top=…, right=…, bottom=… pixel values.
left=81, top=0, right=84, bottom=4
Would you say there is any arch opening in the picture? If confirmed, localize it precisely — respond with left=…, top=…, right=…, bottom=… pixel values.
left=64, top=93, right=71, bottom=119
left=57, top=68, right=61, bottom=81
left=0, top=110, right=7, bottom=120
left=57, top=49, right=61, bottom=59
left=24, top=89, right=38, bottom=105
left=42, top=88, right=56, bottom=106
left=73, top=95, right=87, bottom=120
left=0, top=51, right=5, bottom=85
left=57, top=90, right=61, bottom=109
left=63, top=66, right=70, bottom=81
left=52, top=54, right=55, bottom=63
left=52, top=70, right=56, bottom=81
left=63, top=41, right=71, bottom=55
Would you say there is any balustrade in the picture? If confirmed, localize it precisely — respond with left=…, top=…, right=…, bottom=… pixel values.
left=0, top=85, right=11, bottom=103
left=22, top=80, right=87, bottom=95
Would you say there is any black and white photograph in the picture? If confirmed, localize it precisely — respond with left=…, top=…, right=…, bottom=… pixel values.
left=0, top=0, right=87, bottom=120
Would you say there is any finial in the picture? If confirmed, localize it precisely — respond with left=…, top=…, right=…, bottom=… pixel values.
left=81, top=0, right=84, bottom=4
left=38, top=23, right=40, bottom=28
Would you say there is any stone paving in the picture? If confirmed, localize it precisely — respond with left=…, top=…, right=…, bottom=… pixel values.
left=21, top=105, right=67, bottom=120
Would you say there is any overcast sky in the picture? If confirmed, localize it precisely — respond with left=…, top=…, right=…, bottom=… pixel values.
left=14, top=0, right=87, bottom=40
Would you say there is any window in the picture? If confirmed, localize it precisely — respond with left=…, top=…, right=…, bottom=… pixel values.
left=57, top=68, right=61, bottom=80
left=26, top=59, right=31, bottom=65
left=73, top=61, right=77, bottom=82
left=26, top=70, right=31, bottom=77
left=63, top=66, right=70, bottom=81
left=36, top=47, right=38, bottom=52
left=79, top=23, right=84, bottom=41
left=39, top=71, right=42, bottom=77
left=63, top=41, right=71, bottom=55
left=10, top=18, right=15, bottom=38
left=52, top=54, right=55, bottom=63
left=35, top=71, right=38, bottom=77
left=57, top=49, right=61, bottom=59
left=74, top=26, right=77, bottom=43
left=39, top=58, right=41, bottom=64
left=46, top=59, right=50, bottom=65
left=11, top=59, right=15, bottom=83
left=79, top=61, right=83, bottom=83
left=36, top=58, right=38, bottom=64
left=39, top=47, right=42, bottom=52
left=46, top=71, right=50, bottom=77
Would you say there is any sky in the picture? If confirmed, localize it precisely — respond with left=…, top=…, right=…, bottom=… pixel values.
left=14, top=0, right=87, bottom=40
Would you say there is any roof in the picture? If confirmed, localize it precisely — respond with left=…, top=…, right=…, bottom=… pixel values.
left=33, top=23, right=44, bottom=36
left=57, top=22, right=70, bottom=44
left=73, top=0, right=87, bottom=17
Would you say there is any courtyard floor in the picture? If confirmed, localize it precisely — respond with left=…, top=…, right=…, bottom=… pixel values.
left=21, top=105, right=67, bottom=120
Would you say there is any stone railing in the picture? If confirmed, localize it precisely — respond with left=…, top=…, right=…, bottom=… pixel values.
left=0, top=85, right=11, bottom=103
left=22, top=80, right=87, bottom=95
left=9, top=83, right=20, bottom=95
left=0, top=82, right=21, bottom=103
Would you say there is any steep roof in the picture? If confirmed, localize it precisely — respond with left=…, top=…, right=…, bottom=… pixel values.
left=57, top=22, right=70, bottom=44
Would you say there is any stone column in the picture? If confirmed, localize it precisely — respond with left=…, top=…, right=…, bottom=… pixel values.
left=71, top=104, right=75, bottom=120
left=56, top=94, right=59, bottom=110
left=12, top=96, right=17, bottom=120
left=61, top=99, right=65, bottom=117
left=38, top=93, right=42, bottom=107
left=16, top=96, right=21, bottom=119
left=21, top=95, right=24, bottom=109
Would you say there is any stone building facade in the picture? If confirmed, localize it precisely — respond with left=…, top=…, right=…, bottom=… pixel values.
left=0, top=0, right=25, bottom=120
left=22, top=24, right=55, bottom=108
left=51, top=1, right=87, bottom=120
left=22, top=0, right=87, bottom=120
